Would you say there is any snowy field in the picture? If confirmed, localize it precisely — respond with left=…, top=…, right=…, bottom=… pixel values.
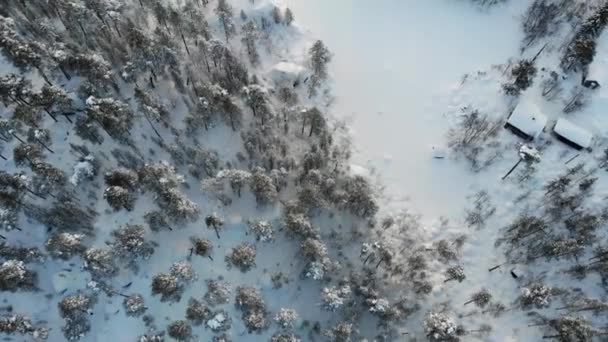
left=2, top=0, right=608, bottom=341
left=283, top=0, right=531, bottom=218
left=285, top=0, right=608, bottom=340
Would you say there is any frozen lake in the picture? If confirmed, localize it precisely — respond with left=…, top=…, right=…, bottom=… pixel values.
left=283, top=0, right=529, bottom=218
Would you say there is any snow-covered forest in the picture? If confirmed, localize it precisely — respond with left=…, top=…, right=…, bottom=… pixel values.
left=0, top=0, right=608, bottom=341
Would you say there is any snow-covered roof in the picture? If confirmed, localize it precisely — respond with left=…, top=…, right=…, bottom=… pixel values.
left=554, top=118, right=593, bottom=149
left=506, top=103, right=547, bottom=139
left=273, top=62, right=306, bottom=75
left=268, top=62, right=309, bottom=85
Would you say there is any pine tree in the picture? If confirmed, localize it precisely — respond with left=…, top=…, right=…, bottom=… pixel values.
left=215, top=0, right=236, bottom=41
left=272, top=6, right=282, bottom=24
left=284, top=8, right=294, bottom=25
left=308, top=40, right=331, bottom=97
left=241, top=21, right=259, bottom=65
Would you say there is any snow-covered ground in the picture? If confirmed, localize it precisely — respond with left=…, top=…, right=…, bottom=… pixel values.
left=283, top=0, right=531, bottom=218
left=283, top=0, right=608, bottom=340
left=3, top=0, right=608, bottom=341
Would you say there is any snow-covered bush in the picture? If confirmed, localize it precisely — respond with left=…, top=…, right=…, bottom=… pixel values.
left=167, top=320, right=192, bottom=341
left=31, top=162, right=67, bottom=192
left=424, top=311, right=462, bottom=342
left=157, top=188, right=200, bottom=222
left=69, top=156, right=95, bottom=186
left=367, top=298, right=390, bottom=314
left=186, top=298, right=212, bottom=325
left=83, top=248, right=117, bottom=278
left=151, top=262, right=195, bottom=303
left=0, top=207, right=18, bottom=232
left=58, top=293, right=94, bottom=341
left=470, top=0, right=507, bottom=7
left=0, top=243, right=42, bottom=263
left=247, top=219, right=274, bottom=242
left=249, top=168, right=278, bottom=205
left=235, top=286, right=268, bottom=332
left=284, top=212, right=317, bottom=239
left=190, top=237, right=213, bottom=258
left=151, top=272, right=182, bottom=303
left=170, top=261, right=197, bottom=283
left=105, top=168, right=139, bottom=190
left=503, top=59, right=537, bottom=96
left=446, top=107, right=501, bottom=171
left=0, top=314, right=48, bottom=339
left=205, top=213, right=225, bottom=238
left=300, top=238, right=328, bottom=261
left=304, top=260, right=331, bottom=281
left=520, top=284, right=552, bottom=309
left=139, top=161, right=184, bottom=192
left=465, top=289, right=492, bottom=308
left=324, top=321, right=352, bottom=342
left=123, top=294, right=147, bottom=317
left=42, top=199, right=98, bottom=234
left=104, top=186, right=135, bottom=211
left=444, top=266, right=467, bottom=283
left=0, top=260, right=36, bottom=291
left=547, top=316, right=595, bottom=341
left=138, top=331, right=165, bottom=342
left=85, top=97, right=133, bottom=143
left=13, top=143, right=43, bottom=167
left=274, top=308, right=298, bottom=328
left=205, top=279, right=231, bottom=306
left=321, top=285, right=351, bottom=311
left=226, top=242, right=256, bottom=272
left=109, top=224, right=154, bottom=260
left=46, top=233, right=86, bottom=259
left=216, top=169, right=251, bottom=197
left=143, top=211, right=172, bottom=232
left=186, top=147, right=220, bottom=179
left=206, top=310, right=232, bottom=333
left=271, top=333, right=301, bottom=342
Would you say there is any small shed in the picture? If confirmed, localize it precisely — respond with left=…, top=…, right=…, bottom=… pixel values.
left=553, top=118, right=593, bottom=150
left=505, top=103, right=548, bottom=141
left=268, top=62, right=309, bottom=88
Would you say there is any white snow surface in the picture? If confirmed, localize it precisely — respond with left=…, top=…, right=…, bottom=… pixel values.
left=282, top=0, right=608, bottom=340
left=3, top=0, right=608, bottom=341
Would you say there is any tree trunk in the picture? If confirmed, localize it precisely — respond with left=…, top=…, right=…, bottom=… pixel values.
left=229, top=113, right=236, bottom=131
left=62, top=112, right=75, bottom=124
left=108, top=13, right=122, bottom=37
left=201, top=47, right=211, bottom=73
left=77, top=21, right=89, bottom=47
left=11, top=132, right=25, bottom=144
left=181, top=33, right=190, bottom=55
left=502, top=158, right=523, bottom=180
left=36, top=66, right=53, bottom=86
left=58, top=65, right=71, bottom=80
left=43, top=108, right=58, bottom=122
left=142, top=111, right=163, bottom=142
left=36, top=138, right=55, bottom=153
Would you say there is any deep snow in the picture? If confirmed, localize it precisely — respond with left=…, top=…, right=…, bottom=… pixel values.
left=281, top=0, right=608, bottom=340
left=283, top=0, right=531, bottom=218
